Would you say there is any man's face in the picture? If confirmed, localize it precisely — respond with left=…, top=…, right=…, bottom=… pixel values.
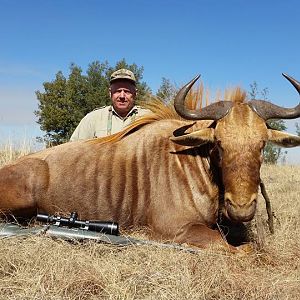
left=110, top=80, right=137, bottom=117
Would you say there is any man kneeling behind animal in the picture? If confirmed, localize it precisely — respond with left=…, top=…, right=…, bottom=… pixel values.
left=70, top=68, right=150, bottom=141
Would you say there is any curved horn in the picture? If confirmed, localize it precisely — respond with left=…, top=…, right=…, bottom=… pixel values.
left=283, top=73, right=300, bottom=95
left=174, top=75, right=233, bottom=120
left=248, top=73, right=300, bottom=120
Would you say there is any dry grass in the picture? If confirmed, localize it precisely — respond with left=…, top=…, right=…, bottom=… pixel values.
left=0, top=144, right=300, bottom=299
left=0, top=139, right=33, bottom=166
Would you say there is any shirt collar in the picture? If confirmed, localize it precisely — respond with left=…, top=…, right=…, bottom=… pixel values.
left=110, top=105, right=138, bottom=120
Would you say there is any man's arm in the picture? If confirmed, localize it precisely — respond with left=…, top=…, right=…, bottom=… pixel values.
left=70, top=115, right=94, bottom=141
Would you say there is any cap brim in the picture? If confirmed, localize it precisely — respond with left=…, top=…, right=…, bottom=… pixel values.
left=110, top=77, right=136, bottom=84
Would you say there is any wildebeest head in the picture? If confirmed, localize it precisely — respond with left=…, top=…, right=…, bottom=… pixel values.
left=171, top=74, right=300, bottom=223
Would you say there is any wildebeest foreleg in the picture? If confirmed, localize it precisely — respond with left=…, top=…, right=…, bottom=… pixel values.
left=175, top=223, right=239, bottom=252
left=0, top=158, right=49, bottom=220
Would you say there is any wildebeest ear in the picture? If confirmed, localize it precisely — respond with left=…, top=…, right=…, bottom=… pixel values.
left=170, top=128, right=215, bottom=146
left=268, top=129, right=300, bottom=147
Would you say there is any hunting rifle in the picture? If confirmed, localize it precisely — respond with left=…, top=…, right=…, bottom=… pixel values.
left=36, top=212, right=119, bottom=235
left=0, top=212, right=200, bottom=253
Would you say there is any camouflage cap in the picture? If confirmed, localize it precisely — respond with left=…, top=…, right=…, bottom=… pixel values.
left=110, top=69, right=136, bottom=84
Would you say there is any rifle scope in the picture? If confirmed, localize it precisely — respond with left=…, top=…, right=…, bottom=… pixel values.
left=37, top=212, right=119, bottom=236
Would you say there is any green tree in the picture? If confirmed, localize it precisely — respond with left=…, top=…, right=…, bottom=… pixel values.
left=248, top=81, right=287, bottom=164
left=156, top=77, right=178, bottom=103
left=85, top=61, right=110, bottom=109
left=35, top=59, right=150, bottom=145
left=263, top=119, right=287, bottom=164
left=35, top=71, right=71, bottom=145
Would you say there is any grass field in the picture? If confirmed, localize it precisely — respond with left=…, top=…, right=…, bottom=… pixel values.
left=0, top=144, right=299, bottom=299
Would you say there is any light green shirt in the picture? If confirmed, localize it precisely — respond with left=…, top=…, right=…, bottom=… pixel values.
left=70, top=105, right=150, bottom=141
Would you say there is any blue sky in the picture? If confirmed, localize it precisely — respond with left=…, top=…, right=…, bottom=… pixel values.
left=0, top=0, right=300, bottom=162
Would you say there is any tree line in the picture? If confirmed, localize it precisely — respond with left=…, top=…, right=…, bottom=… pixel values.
left=35, top=58, right=293, bottom=164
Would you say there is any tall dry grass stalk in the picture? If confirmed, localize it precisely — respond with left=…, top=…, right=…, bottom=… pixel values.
left=0, top=143, right=299, bottom=299
left=0, top=138, right=33, bottom=167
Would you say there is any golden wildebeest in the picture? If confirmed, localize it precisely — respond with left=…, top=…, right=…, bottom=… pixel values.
left=0, top=73, right=300, bottom=251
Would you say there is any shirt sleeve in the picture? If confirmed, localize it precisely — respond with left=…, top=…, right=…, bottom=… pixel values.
left=70, top=115, right=94, bottom=141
